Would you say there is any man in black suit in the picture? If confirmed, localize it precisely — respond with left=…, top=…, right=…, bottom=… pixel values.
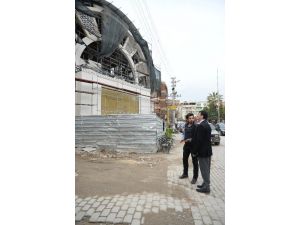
left=179, top=113, right=198, bottom=184
left=192, top=110, right=212, bottom=193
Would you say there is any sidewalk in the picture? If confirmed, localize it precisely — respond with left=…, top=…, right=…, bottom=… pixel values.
left=75, top=134, right=225, bottom=225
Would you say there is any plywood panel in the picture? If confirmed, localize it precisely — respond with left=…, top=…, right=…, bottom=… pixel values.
left=101, top=88, right=139, bottom=114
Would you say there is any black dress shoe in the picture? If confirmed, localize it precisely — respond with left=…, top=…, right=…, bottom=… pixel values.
left=191, top=178, right=197, bottom=184
left=179, top=174, right=188, bottom=179
left=197, top=184, right=204, bottom=188
left=196, top=188, right=210, bottom=193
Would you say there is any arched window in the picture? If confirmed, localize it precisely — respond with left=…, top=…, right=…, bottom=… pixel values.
left=81, top=41, right=134, bottom=83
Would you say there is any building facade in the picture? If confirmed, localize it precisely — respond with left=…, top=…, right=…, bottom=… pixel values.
left=75, top=0, right=161, bottom=115
left=177, top=101, right=207, bottom=120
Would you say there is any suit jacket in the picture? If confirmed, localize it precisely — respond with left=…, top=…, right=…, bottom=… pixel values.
left=183, top=123, right=196, bottom=148
left=191, top=120, right=212, bottom=157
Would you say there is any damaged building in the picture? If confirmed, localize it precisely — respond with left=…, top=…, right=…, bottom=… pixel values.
left=75, top=0, right=161, bottom=115
left=75, top=0, right=165, bottom=152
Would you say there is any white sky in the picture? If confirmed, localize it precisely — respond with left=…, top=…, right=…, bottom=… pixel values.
left=112, top=0, right=224, bottom=101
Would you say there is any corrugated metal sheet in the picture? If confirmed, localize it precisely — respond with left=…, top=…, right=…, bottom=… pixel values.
left=75, top=114, right=164, bottom=153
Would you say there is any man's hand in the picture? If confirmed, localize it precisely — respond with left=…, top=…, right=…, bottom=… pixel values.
left=180, top=138, right=192, bottom=144
left=185, top=138, right=192, bottom=142
left=191, top=153, right=198, bottom=157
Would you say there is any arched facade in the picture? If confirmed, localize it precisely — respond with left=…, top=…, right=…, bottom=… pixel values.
left=75, top=0, right=160, bottom=115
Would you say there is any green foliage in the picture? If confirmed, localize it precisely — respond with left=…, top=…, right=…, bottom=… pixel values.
left=165, top=128, right=173, bottom=139
left=205, top=92, right=225, bottom=122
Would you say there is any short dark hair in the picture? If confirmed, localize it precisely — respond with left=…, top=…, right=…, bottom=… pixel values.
left=185, top=113, right=194, bottom=120
left=199, top=110, right=208, bottom=120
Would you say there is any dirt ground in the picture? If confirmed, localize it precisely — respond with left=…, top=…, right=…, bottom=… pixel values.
left=75, top=139, right=196, bottom=225
left=75, top=147, right=187, bottom=199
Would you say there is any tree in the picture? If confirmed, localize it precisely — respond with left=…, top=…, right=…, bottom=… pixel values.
left=203, top=92, right=225, bottom=122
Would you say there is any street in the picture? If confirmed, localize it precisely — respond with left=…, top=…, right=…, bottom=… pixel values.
left=75, top=134, right=225, bottom=225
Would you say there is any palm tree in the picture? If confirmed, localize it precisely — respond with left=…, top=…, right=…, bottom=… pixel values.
left=207, top=92, right=223, bottom=107
left=205, top=92, right=224, bottom=122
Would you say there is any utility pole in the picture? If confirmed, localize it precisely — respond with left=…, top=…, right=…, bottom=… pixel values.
left=170, top=77, right=180, bottom=129
left=217, top=68, right=220, bottom=123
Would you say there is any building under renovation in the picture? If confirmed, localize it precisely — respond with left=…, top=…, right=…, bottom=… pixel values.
left=75, top=0, right=166, bottom=152
left=75, top=0, right=161, bottom=116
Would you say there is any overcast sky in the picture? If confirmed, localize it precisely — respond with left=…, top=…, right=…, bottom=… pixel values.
left=112, top=0, right=224, bottom=102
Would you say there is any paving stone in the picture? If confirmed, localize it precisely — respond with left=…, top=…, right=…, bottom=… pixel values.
left=132, top=197, right=139, bottom=202
left=152, top=200, right=159, bottom=207
left=106, top=213, right=117, bottom=223
left=143, top=208, right=151, bottom=214
left=75, top=207, right=81, bottom=214
left=160, top=198, right=167, bottom=203
left=111, top=198, right=118, bottom=203
left=96, top=205, right=106, bottom=212
left=160, top=204, right=167, bottom=211
left=152, top=207, right=159, bottom=213
left=76, top=198, right=82, bottom=204
left=130, top=202, right=138, bottom=207
left=208, top=211, right=219, bottom=221
left=92, top=201, right=100, bottom=208
left=86, top=208, right=95, bottom=216
left=212, top=221, right=222, bottom=225
left=133, top=212, right=142, bottom=219
left=174, top=200, right=181, bottom=205
left=124, top=214, right=133, bottom=223
left=75, top=211, right=85, bottom=221
left=136, top=205, right=143, bottom=212
left=145, top=204, right=152, bottom=209
left=101, top=208, right=110, bottom=217
left=97, top=197, right=104, bottom=202
left=121, top=204, right=129, bottom=210
left=153, top=196, right=159, bottom=201
left=202, top=215, right=213, bottom=225
left=191, top=206, right=199, bottom=212
left=78, top=201, right=87, bottom=207
left=88, top=198, right=96, bottom=204
left=138, top=199, right=146, bottom=205
left=200, top=209, right=209, bottom=217
left=111, top=206, right=120, bottom=213
left=116, top=210, right=126, bottom=218
left=216, top=210, right=224, bottom=217
left=128, top=207, right=135, bottom=214
left=97, top=217, right=107, bottom=223
left=141, top=216, right=145, bottom=224
left=106, top=202, right=114, bottom=209
left=84, top=197, right=92, bottom=201
left=114, top=217, right=123, bottom=223
left=82, top=204, right=91, bottom=211
left=194, top=219, right=204, bottom=225
left=131, top=219, right=141, bottom=225
left=102, top=199, right=109, bottom=205
left=89, top=212, right=100, bottom=222
left=192, top=211, right=202, bottom=220
left=175, top=205, right=183, bottom=212
left=183, top=203, right=190, bottom=209
left=167, top=203, right=175, bottom=209
left=116, top=201, right=124, bottom=206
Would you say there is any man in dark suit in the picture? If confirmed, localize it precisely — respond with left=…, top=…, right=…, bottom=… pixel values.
left=192, top=110, right=212, bottom=193
left=179, top=113, right=198, bottom=184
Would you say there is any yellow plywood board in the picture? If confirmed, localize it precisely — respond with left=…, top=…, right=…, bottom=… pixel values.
left=167, top=105, right=177, bottom=110
left=101, top=88, right=139, bottom=114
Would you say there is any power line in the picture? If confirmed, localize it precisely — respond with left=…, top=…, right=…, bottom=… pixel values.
left=142, top=0, right=174, bottom=75
left=129, top=0, right=153, bottom=45
left=134, top=0, right=153, bottom=45
left=135, top=0, right=173, bottom=78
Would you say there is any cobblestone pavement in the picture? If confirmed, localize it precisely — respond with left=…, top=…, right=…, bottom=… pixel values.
left=75, top=135, right=225, bottom=225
